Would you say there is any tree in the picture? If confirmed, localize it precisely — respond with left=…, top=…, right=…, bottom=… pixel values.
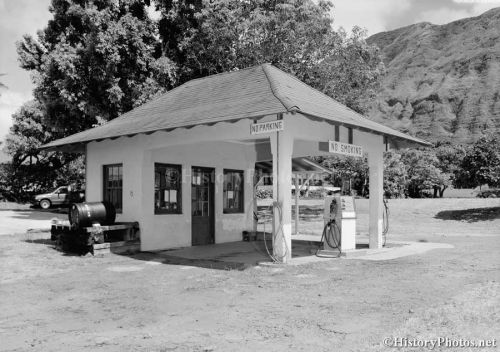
left=383, top=151, right=407, bottom=198
left=460, top=134, right=500, bottom=188
left=3, top=100, right=83, bottom=198
left=435, top=142, right=467, bottom=191
left=318, top=155, right=368, bottom=195
left=401, top=149, right=452, bottom=198
left=156, top=0, right=202, bottom=71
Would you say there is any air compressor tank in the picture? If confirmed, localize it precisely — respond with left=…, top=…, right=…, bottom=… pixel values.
left=69, top=202, right=116, bottom=228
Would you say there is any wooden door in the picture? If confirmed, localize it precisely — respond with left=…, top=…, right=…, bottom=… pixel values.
left=191, top=167, right=215, bottom=245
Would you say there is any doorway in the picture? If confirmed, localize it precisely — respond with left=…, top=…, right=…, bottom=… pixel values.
left=191, top=167, right=215, bottom=245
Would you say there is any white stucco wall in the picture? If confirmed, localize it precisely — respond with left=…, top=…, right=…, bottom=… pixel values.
left=86, top=132, right=256, bottom=251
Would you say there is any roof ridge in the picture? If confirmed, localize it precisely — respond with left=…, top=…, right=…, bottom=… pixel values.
left=261, top=64, right=300, bottom=112
left=264, top=64, right=374, bottom=121
left=262, top=65, right=429, bottom=145
left=183, top=64, right=266, bottom=85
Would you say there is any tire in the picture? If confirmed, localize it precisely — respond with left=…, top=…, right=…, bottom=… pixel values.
left=39, top=199, right=51, bottom=210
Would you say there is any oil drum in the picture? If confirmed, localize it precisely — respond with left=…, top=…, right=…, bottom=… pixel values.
left=69, top=202, right=116, bottom=228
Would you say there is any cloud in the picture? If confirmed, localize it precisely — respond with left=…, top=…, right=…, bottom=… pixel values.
left=0, top=0, right=51, bottom=95
left=415, top=3, right=500, bottom=24
left=381, top=0, right=500, bottom=29
left=414, top=8, right=475, bottom=24
left=470, top=3, right=500, bottom=14
left=0, top=90, right=32, bottom=140
left=332, top=0, right=411, bottom=35
left=0, top=0, right=51, bottom=36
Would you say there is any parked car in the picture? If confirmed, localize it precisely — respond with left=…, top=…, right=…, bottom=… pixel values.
left=33, top=186, right=85, bottom=209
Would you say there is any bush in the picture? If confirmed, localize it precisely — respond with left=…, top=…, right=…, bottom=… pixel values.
left=476, top=189, right=500, bottom=198
left=256, top=187, right=273, bottom=199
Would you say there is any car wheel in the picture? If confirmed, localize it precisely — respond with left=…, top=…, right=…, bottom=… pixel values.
left=39, top=199, right=51, bottom=209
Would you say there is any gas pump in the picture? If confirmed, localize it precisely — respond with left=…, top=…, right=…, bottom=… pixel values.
left=317, top=195, right=356, bottom=257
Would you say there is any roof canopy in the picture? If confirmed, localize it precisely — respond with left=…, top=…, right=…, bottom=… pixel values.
left=41, top=64, right=430, bottom=151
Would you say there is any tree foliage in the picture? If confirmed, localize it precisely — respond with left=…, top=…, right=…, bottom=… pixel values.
left=2, top=100, right=81, bottom=199
left=460, top=134, right=500, bottom=187
left=16, top=0, right=176, bottom=136
left=317, top=155, right=368, bottom=194
left=401, top=149, right=452, bottom=198
left=383, top=151, right=406, bottom=198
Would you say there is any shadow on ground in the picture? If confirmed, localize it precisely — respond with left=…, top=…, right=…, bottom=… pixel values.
left=131, top=252, right=251, bottom=271
left=0, top=208, right=67, bottom=220
left=434, top=207, right=500, bottom=223
left=126, top=241, right=321, bottom=271
left=24, top=238, right=53, bottom=245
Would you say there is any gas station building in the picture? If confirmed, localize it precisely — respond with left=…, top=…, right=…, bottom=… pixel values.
left=43, top=64, right=429, bottom=263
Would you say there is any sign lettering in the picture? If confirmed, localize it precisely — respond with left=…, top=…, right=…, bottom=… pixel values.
left=250, top=120, right=284, bottom=135
left=328, top=141, right=363, bottom=158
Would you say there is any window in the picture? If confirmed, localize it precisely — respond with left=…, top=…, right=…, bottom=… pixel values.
left=57, top=187, right=68, bottom=194
left=223, top=169, right=244, bottom=213
left=155, top=163, right=182, bottom=214
left=103, top=164, right=123, bottom=213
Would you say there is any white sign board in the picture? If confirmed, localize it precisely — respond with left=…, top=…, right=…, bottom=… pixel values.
left=328, top=141, right=363, bottom=157
left=250, top=120, right=284, bottom=135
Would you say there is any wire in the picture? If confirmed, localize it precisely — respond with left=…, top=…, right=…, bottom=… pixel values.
left=261, top=201, right=289, bottom=263
left=382, top=198, right=389, bottom=246
left=253, top=168, right=291, bottom=263
left=253, top=177, right=290, bottom=263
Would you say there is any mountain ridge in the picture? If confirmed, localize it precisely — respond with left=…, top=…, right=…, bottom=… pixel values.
left=366, top=7, right=500, bottom=144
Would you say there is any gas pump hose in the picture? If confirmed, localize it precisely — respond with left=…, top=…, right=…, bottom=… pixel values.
left=316, top=218, right=342, bottom=258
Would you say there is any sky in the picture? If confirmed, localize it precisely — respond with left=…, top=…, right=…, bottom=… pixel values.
left=1, top=0, right=499, bottom=156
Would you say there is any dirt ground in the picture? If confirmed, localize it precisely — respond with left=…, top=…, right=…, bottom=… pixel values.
left=1, top=198, right=499, bottom=352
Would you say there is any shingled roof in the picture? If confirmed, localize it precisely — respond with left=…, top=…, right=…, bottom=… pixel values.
left=41, top=64, right=430, bottom=150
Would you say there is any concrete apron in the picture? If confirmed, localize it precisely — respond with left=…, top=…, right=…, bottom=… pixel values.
left=151, top=239, right=454, bottom=269
left=288, top=241, right=454, bottom=265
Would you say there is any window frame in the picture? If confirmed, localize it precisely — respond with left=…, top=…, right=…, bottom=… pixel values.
left=154, top=163, right=183, bottom=215
left=223, top=169, right=244, bottom=214
left=103, top=164, right=123, bottom=214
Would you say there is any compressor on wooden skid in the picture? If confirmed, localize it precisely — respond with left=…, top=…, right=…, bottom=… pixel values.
left=51, top=201, right=116, bottom=252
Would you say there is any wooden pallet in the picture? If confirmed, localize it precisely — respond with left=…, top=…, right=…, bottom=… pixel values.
left=51, top=220, right=140, bottom=254
left=92, top=239, right=141, bottom=256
